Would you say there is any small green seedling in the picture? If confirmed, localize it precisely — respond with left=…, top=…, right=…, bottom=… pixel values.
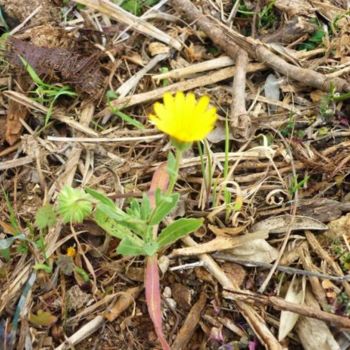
left=106, top=90, right=144, bottom=129
left=159, top=67, right=170, bottom=87
left=289, top=175, right=310, bottom=196
left=117, top=0, right=160, bottom=16
left=258, top=0, right=276, bottom=29
left=20, top=56, right=76, bottom=125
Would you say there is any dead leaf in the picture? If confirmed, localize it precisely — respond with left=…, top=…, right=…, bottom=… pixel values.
left=326, top=213, right=350, bottom=239
left=0, top=220, right=17, bottom=234
left=207, top=124, right=234, bottom=144
left=208, top=224, right=245, bottom=236
left=252, top=215, right=328, bottom=233
left=222, top=262, right=246, bottom=288
left=296, top=290, right=340, bottom=350
left=66, top=285, right=91, bottom=311
left=274, top=0, right=314, bottom=16
left=228, top=239, right=279, bottom=263
left=172, top=283, right=192, bottom=310
left=29, top=310, right=57, bottom=327
left=321, top=280, right=338, bottom=302
left=279, top=276, right=305, bottom=341
left=148, top=42, right=170, bottom=56
left=171, top=230, right=269, bottom=256
left=184, top=42, right=206, bottom=62
left=310, top=90, right=326, bottom=103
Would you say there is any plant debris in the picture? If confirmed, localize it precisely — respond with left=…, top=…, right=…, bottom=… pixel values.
left=1, top=0, right=350, bottom=349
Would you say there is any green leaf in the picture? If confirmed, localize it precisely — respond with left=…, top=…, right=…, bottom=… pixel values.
left=148, top=190, right=179, bottom=225
left=29, top=310, right=57, bottom=327
left=127, top=198, right=141, bottom=218
left=110, top=106, right=144, bottom=129
left=57, top=186, right=93, bottom=223
left=117, top=236, right=145, bottom=256
left=94, top=207, right=132, bottom=240
left=120, top=0, right=142, bottom=15
left=157, top=218, right=203, bottom=248
left=140, top=194, right=151, bottom=220
left=97, top=203, right=145, bottom=231
left=19, top=56, right=45, bottom=86
left=85, top=188, right=115, bottom=208
left=35, top=204, right=57, bottom=229
left=143, top=241, right=159, bottom=256
left=75, top=266, right=90, bottom=282
left=33, top=263, right=53, bottom=273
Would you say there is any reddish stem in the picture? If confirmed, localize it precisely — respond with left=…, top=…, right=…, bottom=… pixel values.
left=144, top=162, right=171, bottom=349
left=145, top=255, right=170, bottom=350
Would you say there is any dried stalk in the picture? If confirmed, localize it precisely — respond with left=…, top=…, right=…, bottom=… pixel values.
left=73, top=0, right=182, bottom=50
left=223, top=290, right=350, bottom=329
left=170, top=0, right=350, bottom=92
left=230, top=49, right=250, bottom=140
left=171, top=291, right=207, bottom=350
left=182, top=236, right=282, bottom=349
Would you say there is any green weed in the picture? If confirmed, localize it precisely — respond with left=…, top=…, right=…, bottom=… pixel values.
left=298, top=19, right=325, bottom=51
left=114, top=0, right=160, bottom=16
left=20, top=56, right=76, bottom=125
left=258, top=0, right=276, bottom=29
left=106, top=90, right=144, bottom=129
left=289, top=174, right=309, bottom=196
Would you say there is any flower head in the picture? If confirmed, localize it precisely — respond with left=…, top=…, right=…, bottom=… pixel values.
left=66, top=246, right=76, bottom=257
left=149, top=91, right=217, bottom=143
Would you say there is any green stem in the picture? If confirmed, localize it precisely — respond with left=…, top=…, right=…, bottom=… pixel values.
left=333, top=91, right=350, bottom=102
left=167, top=148, right=182, bottom=194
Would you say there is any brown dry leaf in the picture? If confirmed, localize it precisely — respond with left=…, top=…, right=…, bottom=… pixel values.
left=310, top=90, right=326, bottom=103
left=171, top=230, right=268, bottom=256
left=0, top=116, right=6, bottom=145
left=104, top=286, right=143, bottom=322
left=278, top=276, right=305, bottom=341
left=222, top=262, right=246, bottom=288
left=274, top=0, right=314, bottom=17
left=326, top=213, right=350, bottom=239
left=29, top=310, right=58, bottom=327
left=0, top=220, right=17, bottom=234
left=124, top=52, right=145, bottom=66
left=66, top=285, right=91, bottom=311
left=295, top=290, right=340, bottom=350
left=208, top=223, right=245, bottom=236
left=148, top=42, right=170, bottom=56
left=252, top=215, right=328, bottom=233
left=172, top=283, right=192, bottom=310
left=195, top=267, right=216, bottom=284
left=28, top=25, right=74, bottom=49
left=184, top=43, right=206, bottom=62
left=321, top=280, right=338, bottom=302
left=227, top=239, right=279, bottom=263
left=5, top=91, right=28, bottom=145
left=125, top=266, right=144, bottom=282
left=309, top=0, right=346, bottom=22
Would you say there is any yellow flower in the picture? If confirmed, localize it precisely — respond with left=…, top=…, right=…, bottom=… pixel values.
left=66, top=246, right=76, bottom=257
left=149, top=91, right=217, bottom=143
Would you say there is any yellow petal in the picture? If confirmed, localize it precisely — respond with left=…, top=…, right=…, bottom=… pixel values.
left=154, top=102, right=168, bottom=119
left=195, top=95, right=210, bottom=115
left=163, top=92, right=175, bottom=111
